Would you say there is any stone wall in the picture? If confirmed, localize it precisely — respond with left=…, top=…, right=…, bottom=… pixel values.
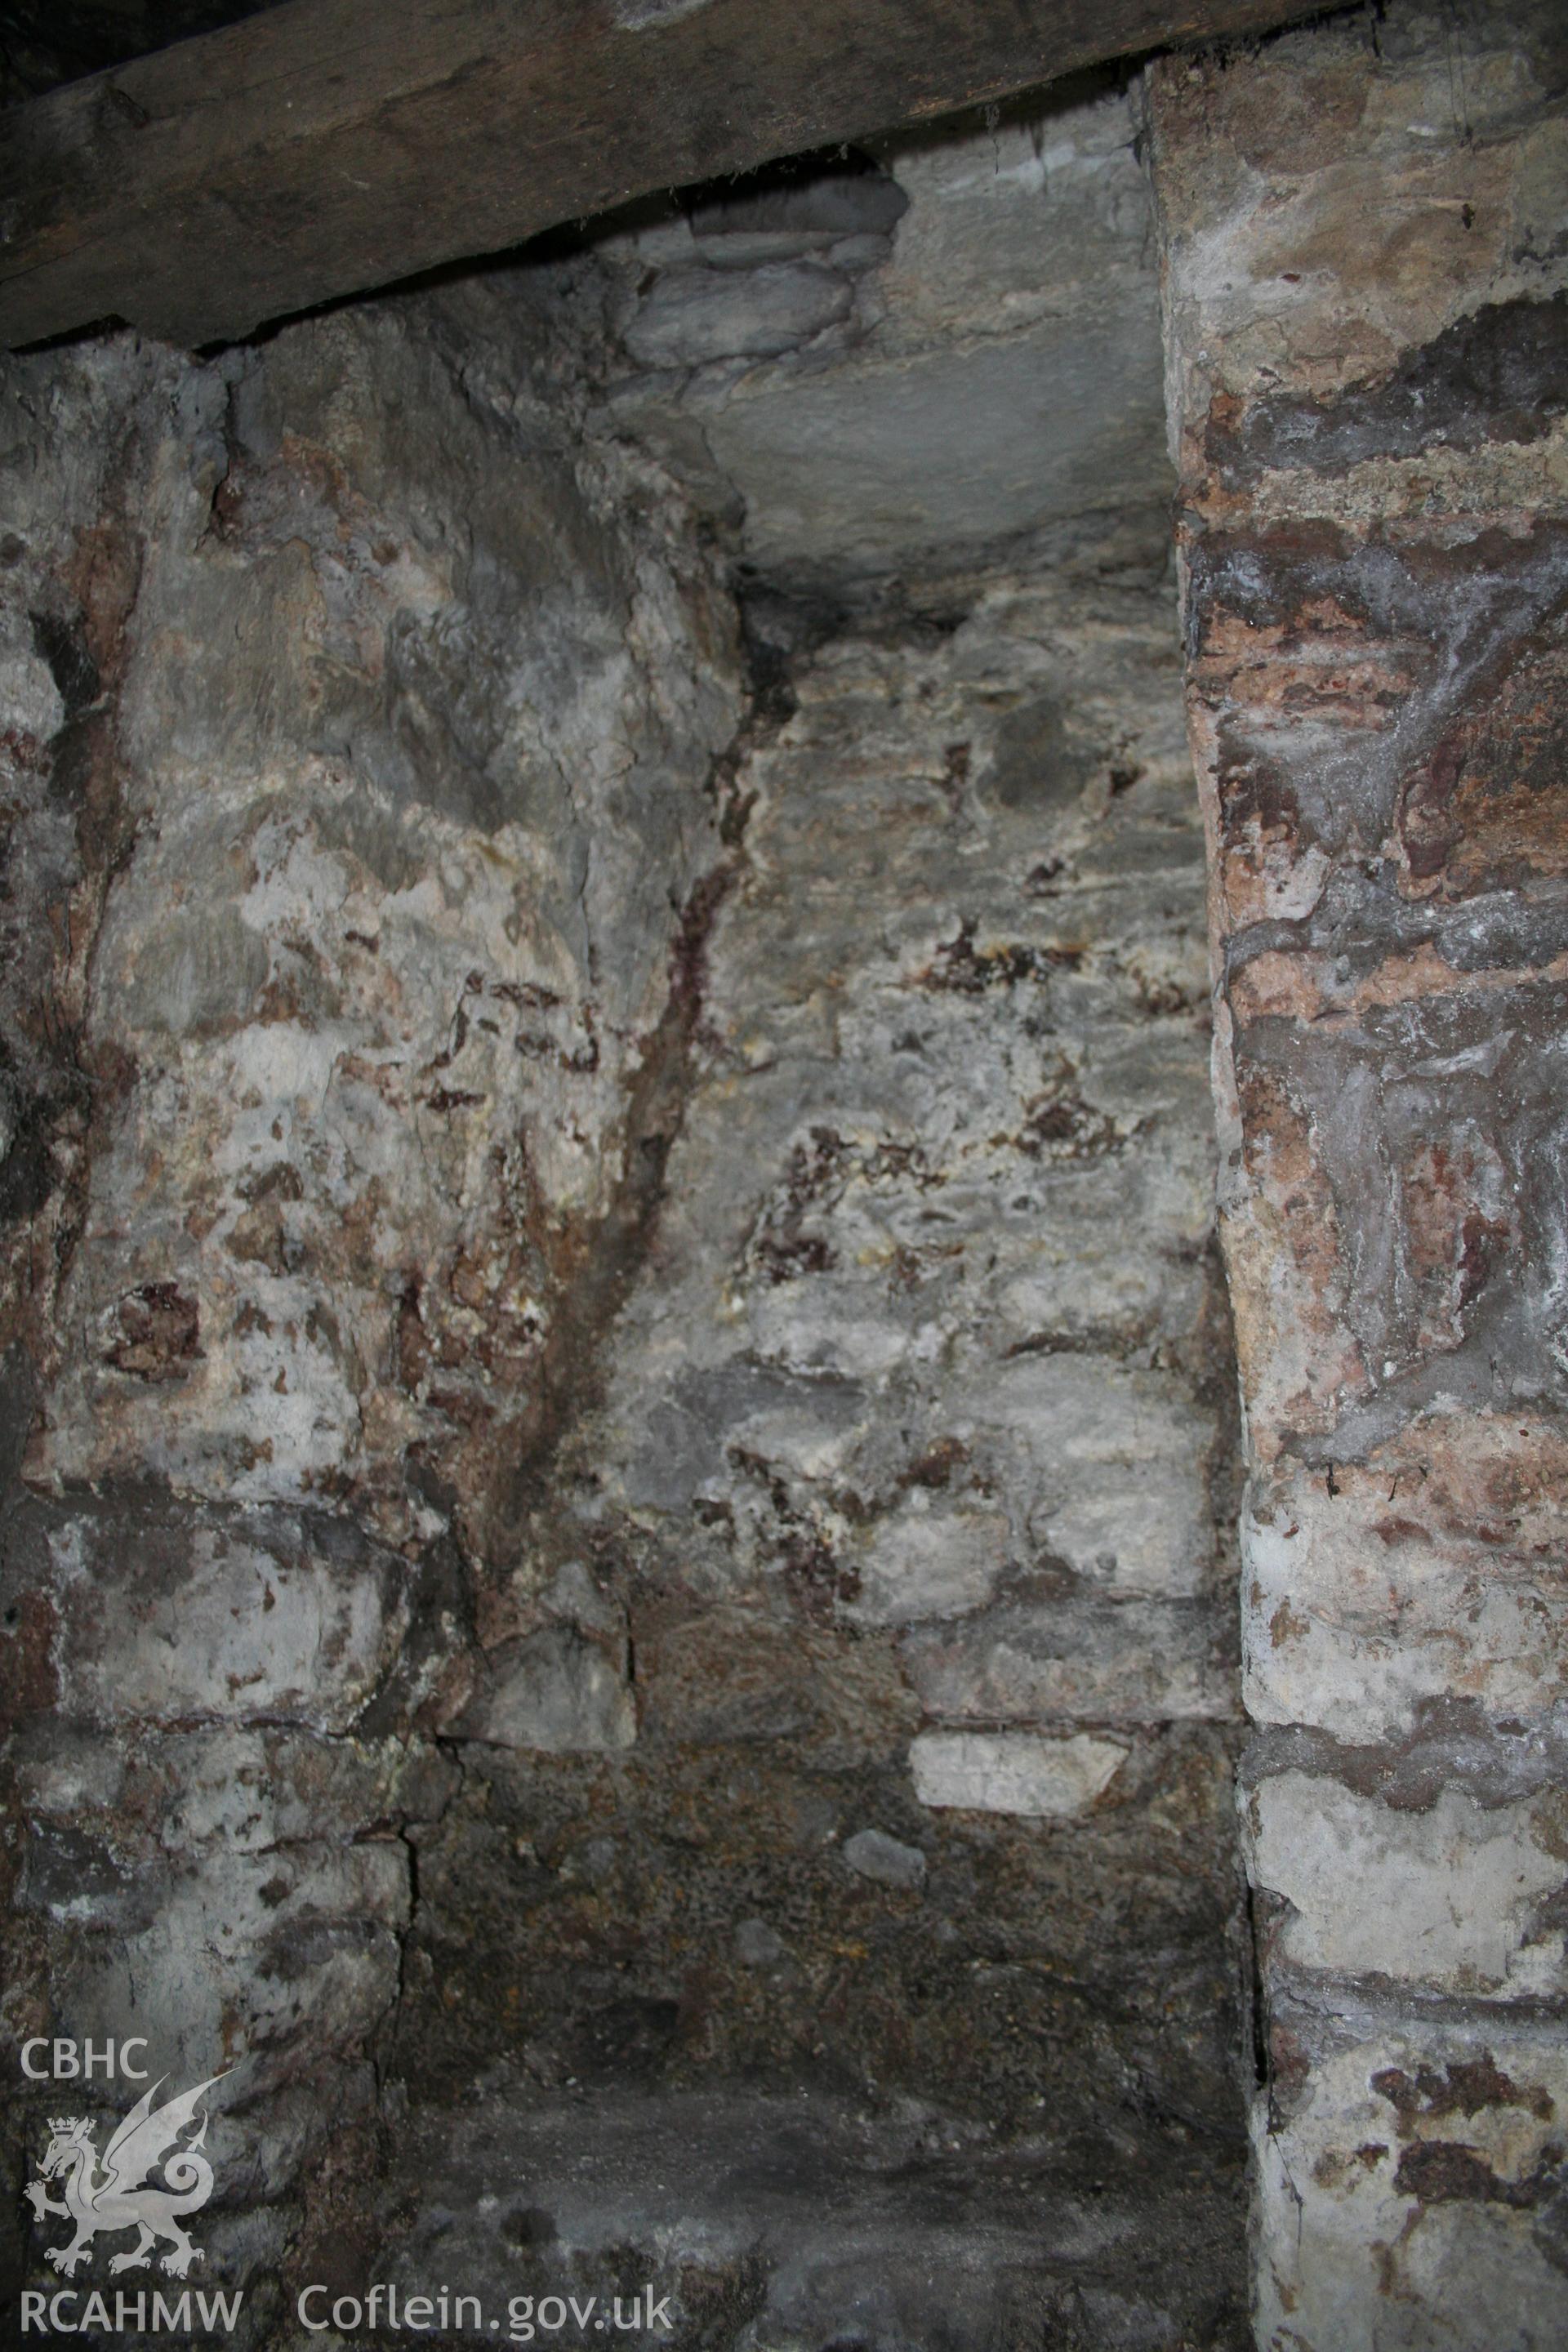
left=376, top=530, right=1250, bottom=2345
left=0, top=281, right=745, bottom=2325
left=19, top=12, right=1557, bottom=2340
left=350, top=85, right=1253, bottom=2345
left=1146, top=3, right=1568, bottom=2342
left=0, top=73, right=1261, bottom=2346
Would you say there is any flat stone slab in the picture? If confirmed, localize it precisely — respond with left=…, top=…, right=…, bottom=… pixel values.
left=910, top=1729, right=1129, bottom=1817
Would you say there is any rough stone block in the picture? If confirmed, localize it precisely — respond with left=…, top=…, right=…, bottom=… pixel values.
left=21, top=287, right=742, bottom=1558
left=450, top=1627, right=636, bottom=1753
left=910, top=1731, right=1127, bottom=1817
left=842, top=1828, right=927, bottom=1890
left=623, top=262, right=852, bottom=368
left=902, top=1594, right=1236, bottom=1727
left=37, top=1842, right=408, bottom=2095
left=46, top=1506, right=409, bottom=1734
left=988, top=1356, right=1218, bottom=1601
left=606, top=82, right=1175, bottom=572
left=1253, top=2010, right=1568, bottom=2352
left=1244, top=1430, right=1568, bottom=1744
left=1250, top=1774, right=1565, bottom=1997
left=705, top=314, right=1169, bottom=574
left=849, top=1499, right=1009, bottom=1626
left=13, top=1723, right=454, bottom=1858
left=734, top=1917, right=788, bottom=1968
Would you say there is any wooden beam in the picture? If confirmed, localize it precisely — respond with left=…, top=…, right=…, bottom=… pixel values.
left=0, top=0, right=1321, bottom=353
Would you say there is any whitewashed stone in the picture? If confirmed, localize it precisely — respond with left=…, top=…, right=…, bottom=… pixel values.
left=50, top=1515, right=405, bottom=1734
left=1253, top=2017, right=1568, bottom=2352
left=1244, top=1437, right=1568, bottom=1744
left=584, top=568, right=1231, bottom=1739
left=910, top=1731, right=1127, bottom=1817
left=850, top=1499, right=1009, bottom=1626
left=24, top=288, right=742, bottom=1557
left=41, top=1842, right=408, bottom=2099
left=1250, top=1776, right=1565, bottom=1996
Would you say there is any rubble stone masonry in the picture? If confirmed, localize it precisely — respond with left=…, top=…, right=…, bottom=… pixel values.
left=3, top=4, right=1564, bottom=2341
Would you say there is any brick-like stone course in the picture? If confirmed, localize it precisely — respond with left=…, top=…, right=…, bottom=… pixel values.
left=1147, top=3, right=1568, bottom=2340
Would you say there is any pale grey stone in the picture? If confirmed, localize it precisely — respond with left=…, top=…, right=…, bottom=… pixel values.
left=623, top=264, right=851, bottom=368
left=598, top=83, right=1172, bottom=573
left=1253, top=2016, right=1568, bottom=2352
left=850, top=1500, right=1009, bottom=1626
left=581, top=556, right=1230, bottom=1766
left=543, top=1559, right=624, bottom=1637
left=114, top=908, right=272, bottom=1036
left=1242, top=1468, right=1568, bottom=1744
left=902, top=1595, right=1237, bottom=1726
left=910, top=1731, right=1127, bottom=1817
left=1250, top=1776, right=1566, bottom=1995
left=49, top=1513, right=407, bottom=1734
left=843, top=1828, right=928, bottom=1889
left=455, top=1627, right=637, bottom=1754
left=735, top=1918, right=787, bottom=1967
left=0, top=632, right=65, bottom=741
left=44, top=1842, right=408, bottom=2099
left=703, top=312, right=1169, bottom=572
left=26, top=286, right=742, bottom=1547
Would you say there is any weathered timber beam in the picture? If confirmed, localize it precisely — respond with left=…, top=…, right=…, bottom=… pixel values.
left=0, top=0, right=1323, bottom=352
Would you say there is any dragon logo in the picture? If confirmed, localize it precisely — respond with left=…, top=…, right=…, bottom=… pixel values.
left=24, top=2073, right=226, bottom=2278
